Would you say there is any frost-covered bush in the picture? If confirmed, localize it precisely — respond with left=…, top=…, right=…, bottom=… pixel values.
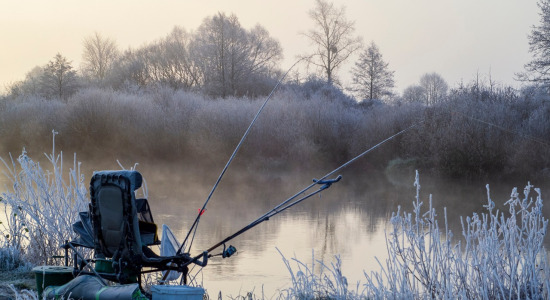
left=1, top=83, right=550, bottom=179
left=401, top=81, right=550, bottom=179
left=364, top=171, right=549, bottom=299
left=0, top=246, right=32, bottom=272
left=0, top=131, right=88, bottom=265
left=291, top=76, right=356, bottom=105
left=280, top=172, right=549, bottom=299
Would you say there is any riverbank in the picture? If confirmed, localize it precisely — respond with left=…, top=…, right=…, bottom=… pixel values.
left=2, top=85, right=550, bottom=182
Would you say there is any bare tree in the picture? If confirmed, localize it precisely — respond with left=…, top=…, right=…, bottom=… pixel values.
left=147, top=26, right=200, bottom=89
left=419, top=72, right=448, bottom=106
left=519, top=0, right=550, bottom=88
left=41, top=53, right=79, bottom=100
left=303, top=0, right=362, bottom=85
left=401, top=73, right=448, bottom=105
left=7, top=66, right=44, bottom=98
left=107, top=27, right=201, bottom=91
left=402, top=85, right=425, bottom=103
left=246, top=25, right=283, bottom=79
left=81, top=32, right=119, bottom=83
left=191, top=13, right=246, bottom=97
left=350, top=41, right=395, bottom=101
left=191, top=12, right=282, bottom=97
left=109, top=48, right=151, bottom=89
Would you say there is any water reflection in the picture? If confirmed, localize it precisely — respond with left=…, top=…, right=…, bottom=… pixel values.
left=140, top=164, right=548, bottom=297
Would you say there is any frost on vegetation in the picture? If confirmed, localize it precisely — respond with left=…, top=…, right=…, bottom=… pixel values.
left=281, top=171, right=549, bottom=300
left=7, top=285, right=38, bottom=300
left=0, top=130, right=88, bottom=266
left=278, top=249, right=362, bottom=300
left=0, top=246, right=32, bottom=272
left=365, top=171, right=549, bottom=299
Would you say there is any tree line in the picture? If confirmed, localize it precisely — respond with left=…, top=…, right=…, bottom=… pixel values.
left=5, top=0, right=550, bottom=102
left=3, top=0, right=452, bottom=104
left=7, top=12, right=283, bottom=100
left=0, top=78, right=548, bottom=180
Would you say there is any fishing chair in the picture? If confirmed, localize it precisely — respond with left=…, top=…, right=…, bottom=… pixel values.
left=68, top=170, right=207, bottom=286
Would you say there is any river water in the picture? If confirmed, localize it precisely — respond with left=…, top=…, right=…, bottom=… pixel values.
left=0, top=157, right=547, bottom=297
left=135, top=163, right=548, bottom=297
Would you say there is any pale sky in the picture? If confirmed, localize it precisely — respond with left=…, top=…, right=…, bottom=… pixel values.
left=0, top=0, right=540, bottom=94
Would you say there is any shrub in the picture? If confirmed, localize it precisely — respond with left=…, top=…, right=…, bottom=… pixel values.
left=281, top=172, right=549, bottom=299
left=0, top=131, right=88, bottom=265
left=364, top=171, right=549, bottom=299
left=1, top=84, right=550, bottom=180
left=0, top=246, right=32, bottom=272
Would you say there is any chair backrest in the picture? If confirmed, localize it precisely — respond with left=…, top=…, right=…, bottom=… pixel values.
left=89, top=170, right=143, bottom=260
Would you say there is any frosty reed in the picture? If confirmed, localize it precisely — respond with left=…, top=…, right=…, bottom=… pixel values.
left=0, top=132, right=88, bottom=265
left=280, top=171, right=549, bottom=299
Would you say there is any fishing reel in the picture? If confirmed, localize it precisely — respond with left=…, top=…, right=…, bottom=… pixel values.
left=222, top=244, right=237, bottom=258
left=209, top=244, right=237, bottom=259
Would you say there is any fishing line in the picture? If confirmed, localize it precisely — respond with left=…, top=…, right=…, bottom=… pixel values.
left=449, top=109, right=550, bottom=148
left=178, top=58, right=306, bottom=256
left=251, top=122, right=422, bottom=228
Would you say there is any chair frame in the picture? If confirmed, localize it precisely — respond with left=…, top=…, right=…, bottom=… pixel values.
left=67, top=170, right=206, bottom=286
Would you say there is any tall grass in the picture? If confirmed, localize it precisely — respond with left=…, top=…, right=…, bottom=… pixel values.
left=0, top=131, right=88, bottom=265
left=278, top=250, right=363, bottom=300
left=365, top=171, right=549, bottom=298
left=0, top=246, right=32, bottom=272
left=280, top=171, right=549, bottom=299
left=7, top=285, right=38, bottom=300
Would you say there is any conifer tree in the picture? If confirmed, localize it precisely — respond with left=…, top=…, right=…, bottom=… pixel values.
left=520, top=0, right=550, bottom=88
left=350, top=41, right=395, bottom=101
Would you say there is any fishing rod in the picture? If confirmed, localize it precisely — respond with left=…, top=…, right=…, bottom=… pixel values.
left=181, top=122, right=420, bottom=269
left=176, top=58, right=305, bottom=257
left=201, top=175, right=342, bottom=259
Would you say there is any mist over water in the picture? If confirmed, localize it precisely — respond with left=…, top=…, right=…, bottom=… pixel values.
left=106, top=159, right=549, bottom=296
left=0, top=146, right=548, bottom=296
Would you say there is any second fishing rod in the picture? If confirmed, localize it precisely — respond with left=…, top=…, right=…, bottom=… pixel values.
left=180, top=122, right=420, bottom=269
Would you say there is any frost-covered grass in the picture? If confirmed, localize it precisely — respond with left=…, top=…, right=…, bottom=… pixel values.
left=278, top=250, right=363, bottom=300
left=6, top=285, right=38, bottom=300
left=279, top=171, right=549, bottom=299
left=365, top=171, right=549, bottom=299
left=0, top=252, right=36, bottom=300
left=0, top=131, right=88, bottom=265
left=0, top=246, right=32, bottom=272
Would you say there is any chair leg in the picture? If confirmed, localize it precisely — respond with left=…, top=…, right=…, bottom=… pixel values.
left=65, top=240, right=69, bottom=266
left=182, top=266, right=189, bottom=285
